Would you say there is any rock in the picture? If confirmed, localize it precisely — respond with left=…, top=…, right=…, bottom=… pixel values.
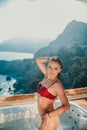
left=6, top=76, right=11, bottom=81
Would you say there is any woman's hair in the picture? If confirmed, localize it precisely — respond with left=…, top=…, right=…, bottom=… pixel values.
left=49, top=56, right=63, bottom=69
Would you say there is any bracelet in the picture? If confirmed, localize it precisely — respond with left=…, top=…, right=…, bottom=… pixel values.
left=48, top=112, right=51, bottom=118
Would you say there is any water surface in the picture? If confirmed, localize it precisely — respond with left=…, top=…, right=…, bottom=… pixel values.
left=0, top=51, right=34, bottom=61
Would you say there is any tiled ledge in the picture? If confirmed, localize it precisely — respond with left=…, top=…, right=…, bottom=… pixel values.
left=0, top=87, right=87, bottom=107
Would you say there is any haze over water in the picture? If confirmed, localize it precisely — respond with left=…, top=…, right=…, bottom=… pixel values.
left=0, top=52, right=34, bottom=61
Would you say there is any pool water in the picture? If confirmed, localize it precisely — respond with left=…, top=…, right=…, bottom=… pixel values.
left=0, top=101, right=87, bottom=130
left=0, top=113, right=78, bottom=130
left=0, top=118, right=40, bottom=130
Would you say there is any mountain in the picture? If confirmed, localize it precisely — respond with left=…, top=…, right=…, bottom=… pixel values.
left=0, top=20, right=87, bottom=94
left=33, top=20, right=87, bottom=89
left=35, top=20, right=87, bottom=57
left=0, top=37, right=49, bottom=53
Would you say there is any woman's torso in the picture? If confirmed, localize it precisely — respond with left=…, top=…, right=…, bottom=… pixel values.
left=37, top=78, right=58, bottom=116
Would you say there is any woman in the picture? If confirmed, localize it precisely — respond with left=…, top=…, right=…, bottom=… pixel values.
left=36, top=56, right=70, bottom=130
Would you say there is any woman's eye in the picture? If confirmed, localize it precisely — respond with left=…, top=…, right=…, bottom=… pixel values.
left=54, top=68, right=57, bottom=70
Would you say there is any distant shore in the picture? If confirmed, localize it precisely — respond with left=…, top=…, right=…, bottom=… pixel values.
left=0, top=51, right=34, bottom=61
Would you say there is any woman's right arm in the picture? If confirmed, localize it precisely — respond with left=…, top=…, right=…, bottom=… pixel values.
left=36, top=57, right=49, bottom=76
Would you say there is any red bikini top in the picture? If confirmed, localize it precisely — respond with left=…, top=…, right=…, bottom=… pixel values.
left=37, top=81, right=58, bottom=100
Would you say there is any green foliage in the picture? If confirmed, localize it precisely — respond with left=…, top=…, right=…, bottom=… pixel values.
left=72, top=69, right=87, bottom=88
left=0, top=20, right=87, bottom=94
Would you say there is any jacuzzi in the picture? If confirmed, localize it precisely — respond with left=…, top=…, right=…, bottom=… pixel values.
left=0, top=100, right=87, bottom=130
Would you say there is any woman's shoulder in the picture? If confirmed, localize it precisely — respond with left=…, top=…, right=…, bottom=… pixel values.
left=54, top=80, right=64, bottom=90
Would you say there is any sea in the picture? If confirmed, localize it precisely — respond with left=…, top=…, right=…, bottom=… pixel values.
left=0, top=51, right=34, bottom=61
left=0, top=75, right=16, bottom=97
left=0, top=51, right=34, bottom=97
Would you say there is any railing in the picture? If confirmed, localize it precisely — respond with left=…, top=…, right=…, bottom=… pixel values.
left=65, top=87, right=87, bottom=95
left=65, top=87, right=87, bottom=100
left=0, top=87, right=87, bottom=107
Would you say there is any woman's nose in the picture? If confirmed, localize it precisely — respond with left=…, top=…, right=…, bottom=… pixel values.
left=50, top=68, right=54, bottom=72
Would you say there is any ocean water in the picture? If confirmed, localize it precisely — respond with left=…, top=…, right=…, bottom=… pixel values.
left=0, top=51, right=34, bottom=61
left=0, top=75, right=16, bottom=97
left=0, top=51, right=34, bottom=97
left=0, top=101, right=86, bottom=130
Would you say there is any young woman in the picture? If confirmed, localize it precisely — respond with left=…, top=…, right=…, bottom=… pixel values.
left=36, top=56, right=70, bottom=130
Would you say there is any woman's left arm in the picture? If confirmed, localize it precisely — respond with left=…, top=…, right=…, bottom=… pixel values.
left=49, top=82, right=70, bottom=118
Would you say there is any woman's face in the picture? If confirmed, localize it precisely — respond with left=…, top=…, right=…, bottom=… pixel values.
left=47, top=61, right=61, bottom=78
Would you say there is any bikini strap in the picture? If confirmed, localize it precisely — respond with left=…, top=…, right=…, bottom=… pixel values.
left=47, top=80, right=58, bottom=89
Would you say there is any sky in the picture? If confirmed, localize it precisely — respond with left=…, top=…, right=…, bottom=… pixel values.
left=0, top=0, right=87, bottom=43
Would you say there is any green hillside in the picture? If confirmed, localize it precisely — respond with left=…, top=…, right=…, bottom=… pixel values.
left=0, top=20, right=87, bottom=94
